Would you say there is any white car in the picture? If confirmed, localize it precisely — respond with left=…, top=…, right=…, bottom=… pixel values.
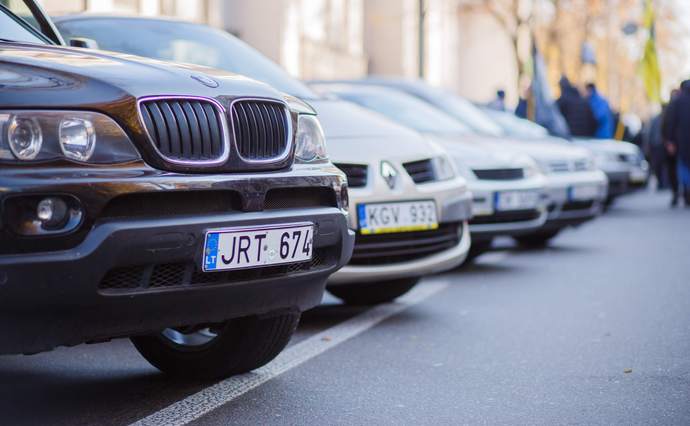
left=482, top=107, right=648, bottom=205
left=573, top=138, right=649, bottom=203
left=309, top=83, right=551, bottom=254
left=316, top=100, right=472, bottom=299
left=315, top=78, right=609, bottom=246
left=63, top=16, right=476, bottom=305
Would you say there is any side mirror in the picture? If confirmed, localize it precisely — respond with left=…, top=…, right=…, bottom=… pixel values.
left=69, top=37, right=99, bottom=49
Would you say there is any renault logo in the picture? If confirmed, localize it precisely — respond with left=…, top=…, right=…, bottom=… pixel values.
left=380, top=161, right=398, bottom=190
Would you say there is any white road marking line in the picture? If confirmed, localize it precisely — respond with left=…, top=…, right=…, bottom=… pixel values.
left=474, top=251, right=508, bottom=265
left=131, top=282, right=448, bottom=426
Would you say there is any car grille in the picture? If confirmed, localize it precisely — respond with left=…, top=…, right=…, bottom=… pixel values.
left=139, top=97, right=227, bottom=164
left=573, top=159, right=589, bottom=171
left=335, top=163, right=368, bottom=188
left=349, top=223, right=461, bottom=265
left=99, top=250, right=329, bottom=293
left=231, top=99, right=290, bottom=161
left=470, top=210, right=541, bottom=225
left=473, top=168, right=524, bottom=180
left=548, top=159, right=590, bottom=173
left=403, top=159, right=435, bottom=184
left=548, top=161, right=571, bottom=173
left=562, top=200, right=595, bottom=212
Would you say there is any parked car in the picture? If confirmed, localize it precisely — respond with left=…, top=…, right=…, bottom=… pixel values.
left=336, top=78, right=608, bottom=245
left=309, top=83, right=550, bottom=254
left=55, top=15, right=475, bottom=305
left=481, top=107, right=648, bottom=205
left=0, top=1, right=354, bottom=379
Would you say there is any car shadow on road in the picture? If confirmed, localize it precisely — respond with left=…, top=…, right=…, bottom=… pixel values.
left=0, top=344, right=215, bottom=426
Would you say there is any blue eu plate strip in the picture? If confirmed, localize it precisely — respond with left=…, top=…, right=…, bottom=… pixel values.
left=358, top=204, right=367, bottom=229
left=204, top=233, right=219, bottom=271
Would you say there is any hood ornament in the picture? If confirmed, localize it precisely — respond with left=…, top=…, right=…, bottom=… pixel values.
left=380, top=161, right=398, bottom=190
left=191, top=74, right=219, bottom=88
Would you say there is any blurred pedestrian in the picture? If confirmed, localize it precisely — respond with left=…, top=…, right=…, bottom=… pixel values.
left=487, top=89, right=507, bottom=111
left=662, top=82, right=690, bottom=206
left=586, top=83, right=615, bottom=139
left=556, top=77, right=596, bottom=137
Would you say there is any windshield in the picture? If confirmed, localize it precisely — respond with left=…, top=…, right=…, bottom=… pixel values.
left=398, top=82, right=505, bottom=136
left=0, top=1, right=48, bottom=44
left=483, top=109, right=549, bottom=139
left=322, top=86, right=472, bottom=135
left=56, top=17, right=319, bottom=100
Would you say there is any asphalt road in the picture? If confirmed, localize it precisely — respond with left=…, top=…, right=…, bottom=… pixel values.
left=1, top=190, right=689, bottom=426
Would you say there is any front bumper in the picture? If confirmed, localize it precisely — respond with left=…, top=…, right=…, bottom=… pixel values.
left=543, top=170, right=608, bottom=227
left=467, top=176, right=548, bottom=239
left=329, top=221, right=470, bottom=285
left=0, top=163, right=354, bottom=355
left=330, top=176, right=472, bottom=284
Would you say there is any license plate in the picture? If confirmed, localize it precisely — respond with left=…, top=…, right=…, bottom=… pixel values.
left=203, top=223, right=313, bottom=272
left=569, top=185, right=599, bottom=201
left=494, top=190, right=540, bottom=211
left=358, top=200, right=438, bottom=234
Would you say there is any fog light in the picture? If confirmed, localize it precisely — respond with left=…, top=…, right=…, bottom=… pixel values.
left=36, top=197, right=68, bottom=228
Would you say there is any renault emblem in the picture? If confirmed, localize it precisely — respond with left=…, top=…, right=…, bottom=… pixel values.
left=380, top=161, right=398, bottom=190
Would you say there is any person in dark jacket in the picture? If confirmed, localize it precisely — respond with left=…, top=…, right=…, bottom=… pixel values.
left=662, top=81, right=690, bottom=206
left=557, top=77, right=596, bottom=137
left=586, top=83, right=616, bottom=139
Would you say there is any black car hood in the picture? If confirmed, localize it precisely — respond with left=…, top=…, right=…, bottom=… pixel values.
left=0, top=42, right=285, bottom=108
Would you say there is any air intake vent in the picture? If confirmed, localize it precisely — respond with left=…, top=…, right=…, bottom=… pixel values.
left=335, top=163, right=368, bottom=188
left=403, top=159, right=435, bottom=184
left=230, top=100, right=290, bottom=161
left=473, top=168, right=524, bottom=180
left=139, top=97, right=228, bottom=164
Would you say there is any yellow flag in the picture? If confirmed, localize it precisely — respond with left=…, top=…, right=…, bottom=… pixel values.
left=639, top=0, right=661, bottom=104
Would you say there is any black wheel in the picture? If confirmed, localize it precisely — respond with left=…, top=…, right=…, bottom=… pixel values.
left=131, top=311, right=300, bottom=380
left=328, top=278, right=419, bottom=305
left=514, top=229, right=560, bottom=248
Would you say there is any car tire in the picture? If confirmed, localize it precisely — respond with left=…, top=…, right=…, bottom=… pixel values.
left=131, top=310, right=300, bottom=380
left=328, top=278, right=419, bottom=306
left=514, top=229, right=560, bottom=248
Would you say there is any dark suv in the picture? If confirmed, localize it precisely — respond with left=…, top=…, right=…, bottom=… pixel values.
left=0, top=0, right=353, bottom=379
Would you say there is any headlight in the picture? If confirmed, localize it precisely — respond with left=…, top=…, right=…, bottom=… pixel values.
left=294, top=114, right=328, bottom=163
left=430, top=154, right=456, bottom=181
left=593, top=151, right=618, bottom=166
left=1, top=110, right=140, bottom=164
left=7, top=116, right=42, bottom=160
left=59, top=117, right=96, bottom=161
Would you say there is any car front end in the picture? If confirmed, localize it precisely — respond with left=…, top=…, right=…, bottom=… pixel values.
left=432, top=136, right=548, bottom=244
left=574, top=138, right=649, bottom=200
left=0, top=41, right=354, bottom=357
left=314, top=101, right=472, bottom=286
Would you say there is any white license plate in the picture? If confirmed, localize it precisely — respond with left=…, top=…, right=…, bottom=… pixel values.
left=569, top=185, right=599, bottom=201
left=495, top=190, right=540, bottom=211
left=358, top=200, right=438, bottom=234
left=202, top=223, right=313, bottom=272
